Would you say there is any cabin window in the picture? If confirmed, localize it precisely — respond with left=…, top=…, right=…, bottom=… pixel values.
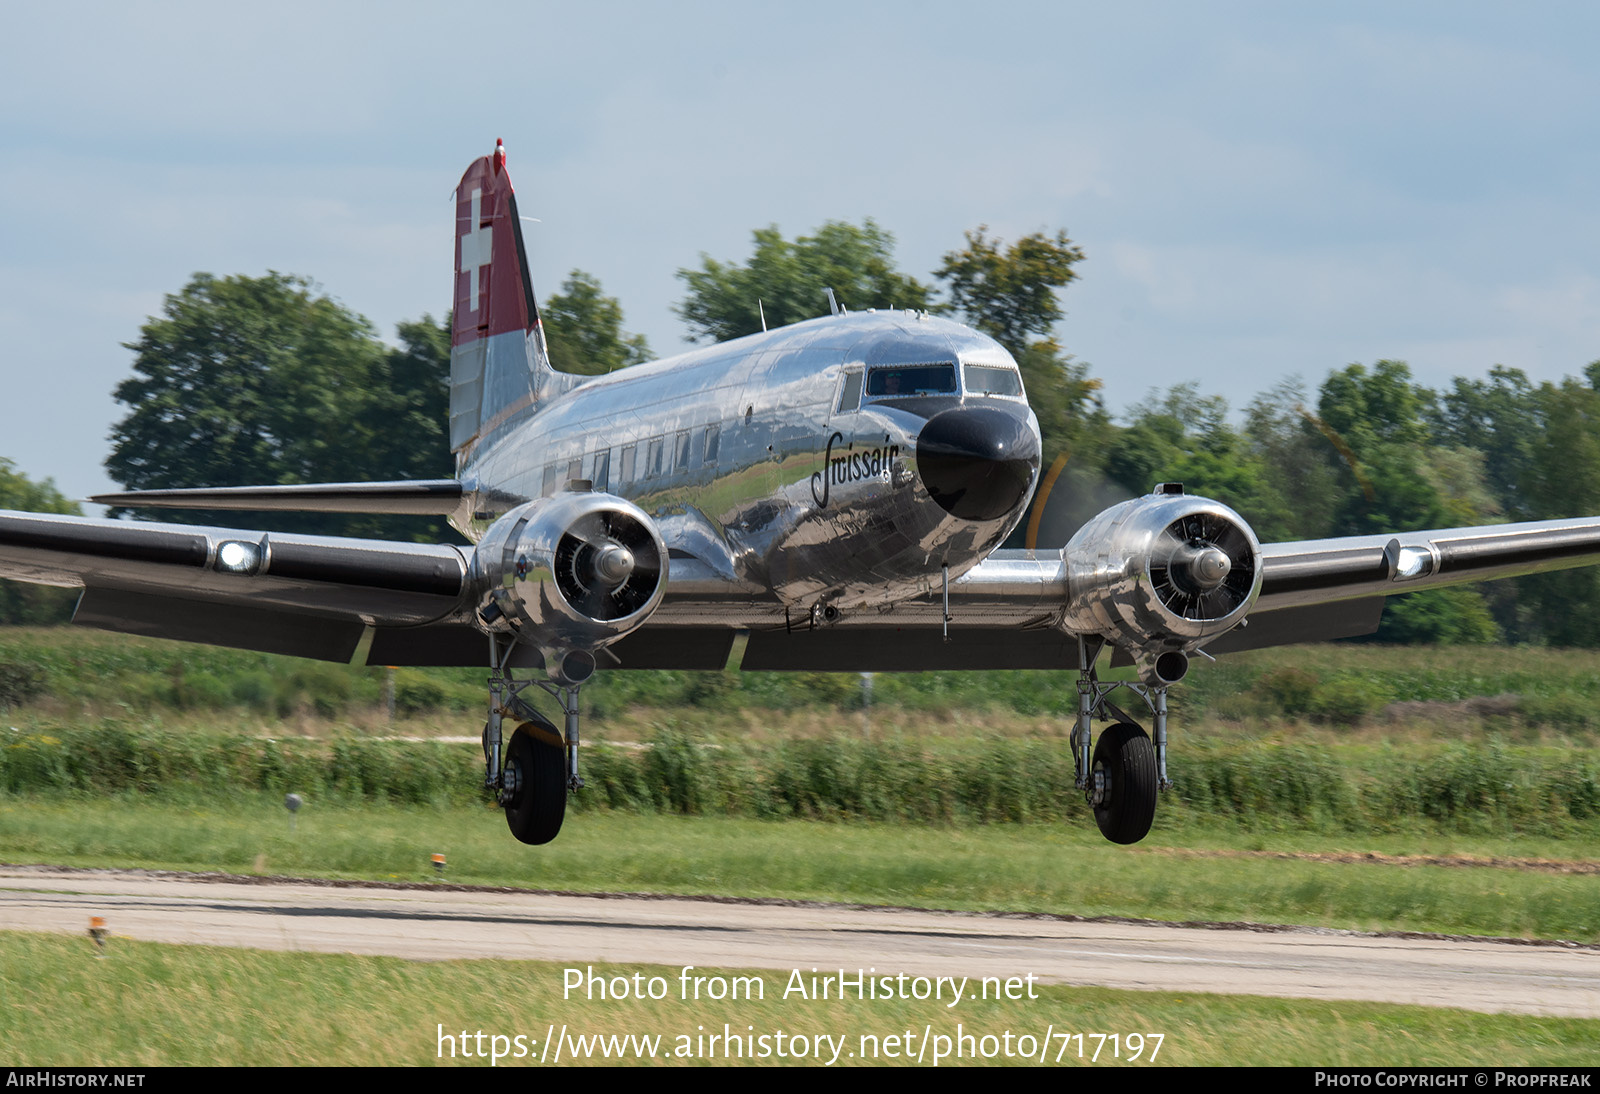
left=674, top=430, right=692, bottom=471
left=865, top=363, right=957, bottom=397
left=704, top=423, right=721, bottom=464
left=566, top=458, right=582, bottom=485
left=647, top=438, right=664, bottom=476
left=592, top=450, right=610, bottom=491
left=541, top=464, right=560, bottom=497
left=837, top=370, right=864, bottom=412
left=620, top=444, right=637, bottom=482
left=964, top=365, right=1024, bottom=397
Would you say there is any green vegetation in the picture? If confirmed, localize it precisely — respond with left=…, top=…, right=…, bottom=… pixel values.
left=4, top=933, right=1593, bottom=1066
left=1, top=631, right=1598, bottom=843
left=3, top=724, right=1598, bottom=841
left=7, top=627, right=1600, bottom=736
left=936, top=227, right=1086, bottom=361
left=1, top=630, right=1595, bottom=1066
left=543, top=270, right=653, bottom=376
left=0, top=461, right=81, bottom=626
left=4, top=804, right=1596, bottom=942
left=674, top=220, right=1104, bottom=481
left=675, top=219, right=937, bottom=342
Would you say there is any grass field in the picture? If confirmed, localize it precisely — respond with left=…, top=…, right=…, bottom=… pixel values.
left=4, top=627, right=1600, bottom=741
left=3, top=801, right=1596, bottom=942
left=2, top=933, right=1595, bottom=1066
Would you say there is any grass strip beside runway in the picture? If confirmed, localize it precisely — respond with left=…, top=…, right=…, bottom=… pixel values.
left=0, top=932, right=1593, bottom=1066
left=1, top=802, right=1596, bottom=942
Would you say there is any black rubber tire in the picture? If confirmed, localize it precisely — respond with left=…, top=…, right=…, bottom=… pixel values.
left=1091, top=722, right=1158, bottom=845
left=503, top=717, right=567, bottom=846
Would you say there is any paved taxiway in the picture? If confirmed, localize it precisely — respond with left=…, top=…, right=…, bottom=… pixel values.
left=1, top=866, right=1595, bottom=1018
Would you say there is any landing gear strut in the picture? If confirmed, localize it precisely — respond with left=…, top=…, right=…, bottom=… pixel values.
left=1072, top=637, right=1172, bottom=845
left=483, top=636, right=586, bottom=846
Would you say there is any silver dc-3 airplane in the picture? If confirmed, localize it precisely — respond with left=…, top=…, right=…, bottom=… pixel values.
left=5, top=141, right=1600, bottom=847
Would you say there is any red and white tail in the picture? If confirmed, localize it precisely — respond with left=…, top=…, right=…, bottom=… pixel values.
left=449, top=140, right=555, bottom=459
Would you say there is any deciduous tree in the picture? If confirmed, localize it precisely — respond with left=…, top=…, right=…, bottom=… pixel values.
left=676, top=220, right=934, bottom=343
left=935, top=227, right=1086, bottom=359
left=1314, top=361, right=1506, bottom=643
left=0, top=460, right=80, bottom=624
left=107, top=273, right=455, bottom=541
left=1426, top=365, right=1537, bottom=520
left=544, top=271, right=652, bottom=375
left=936, top=226, right=1099, bottom=495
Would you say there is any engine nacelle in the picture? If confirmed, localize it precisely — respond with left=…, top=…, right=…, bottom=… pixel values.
left=1062, top=487, right=1262, bottom=670
left=469, top=490, right=667, bottom=679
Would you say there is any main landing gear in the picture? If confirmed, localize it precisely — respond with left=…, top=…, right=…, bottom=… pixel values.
left=1072, top=637, right=1173, bottom=845
left=502, top=714, right=568, bottom=845
left=482, top=641, right=586, bottom=846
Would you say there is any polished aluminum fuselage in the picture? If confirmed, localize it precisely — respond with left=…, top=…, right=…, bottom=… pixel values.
left=455, top=311, right=1040, bottom=618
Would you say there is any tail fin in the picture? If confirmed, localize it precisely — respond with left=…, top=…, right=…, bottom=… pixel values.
left=449, top=140, right=558, bottom=460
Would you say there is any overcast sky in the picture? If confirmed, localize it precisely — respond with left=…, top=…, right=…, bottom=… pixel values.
left=5, top=1, right=1600, bottom=501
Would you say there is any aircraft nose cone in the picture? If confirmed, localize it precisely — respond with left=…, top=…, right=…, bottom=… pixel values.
left=916, top=405, right=1041, bottom=521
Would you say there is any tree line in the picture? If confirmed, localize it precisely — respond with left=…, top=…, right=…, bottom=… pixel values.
left=4, top=218, right=1600, bottom=645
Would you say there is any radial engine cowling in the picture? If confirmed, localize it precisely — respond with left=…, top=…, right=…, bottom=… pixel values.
left=470, top=491, right=667, bottom=676
left=1062, top=489, right=1262, bottom=668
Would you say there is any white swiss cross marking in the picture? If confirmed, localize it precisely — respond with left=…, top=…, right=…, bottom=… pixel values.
left=459, top=188, right=494, bottom=313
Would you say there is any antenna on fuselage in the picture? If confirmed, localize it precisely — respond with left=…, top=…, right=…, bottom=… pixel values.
left=758, top=299, right=768, bottom=332
left=825, top=287, right=843, bottom=317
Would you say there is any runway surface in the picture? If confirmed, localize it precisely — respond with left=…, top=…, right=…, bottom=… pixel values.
left=2, top=865, right=1595, bottom=1018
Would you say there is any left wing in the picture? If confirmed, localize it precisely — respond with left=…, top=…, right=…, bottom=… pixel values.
left=1211, top=515, right=1600, bottom=654
left=697, top=514, right=1600, bottom=671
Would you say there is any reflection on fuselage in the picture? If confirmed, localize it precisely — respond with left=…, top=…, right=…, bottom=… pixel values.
left=458, top=313, right=1042, bottom=613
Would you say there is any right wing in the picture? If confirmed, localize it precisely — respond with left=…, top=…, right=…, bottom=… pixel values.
left=0, top=510, right=748, bottom=671
left=0, top=510, right=471, bottom=664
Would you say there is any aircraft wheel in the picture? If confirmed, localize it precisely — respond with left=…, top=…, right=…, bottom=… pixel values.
left=1091, top=722, right=1157, bottom=845
left=503, top=716, right=567, bottom=846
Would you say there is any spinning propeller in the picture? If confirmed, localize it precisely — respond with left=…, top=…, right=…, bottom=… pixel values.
left=1149, top=511, right=1257, bottom=621
left=553, top=508, right=663, bottom=621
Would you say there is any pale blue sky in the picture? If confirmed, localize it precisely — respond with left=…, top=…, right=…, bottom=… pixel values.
left=5, top=1, right=1600, bottom=500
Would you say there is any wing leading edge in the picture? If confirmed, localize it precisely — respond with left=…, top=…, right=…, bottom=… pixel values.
left=89, top=479, right=467, bottom=517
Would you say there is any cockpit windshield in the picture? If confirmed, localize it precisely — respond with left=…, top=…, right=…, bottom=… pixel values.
left=964, top=365, right=1024, bottom=397
left=865, top=363, right=958, bottom=398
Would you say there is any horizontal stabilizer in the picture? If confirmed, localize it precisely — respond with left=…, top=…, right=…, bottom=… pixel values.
left=90, top=480, right=465, bottom=516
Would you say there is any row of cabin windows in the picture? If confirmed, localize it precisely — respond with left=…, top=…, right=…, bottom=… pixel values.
left=542, top=423, right=722, bottom=497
